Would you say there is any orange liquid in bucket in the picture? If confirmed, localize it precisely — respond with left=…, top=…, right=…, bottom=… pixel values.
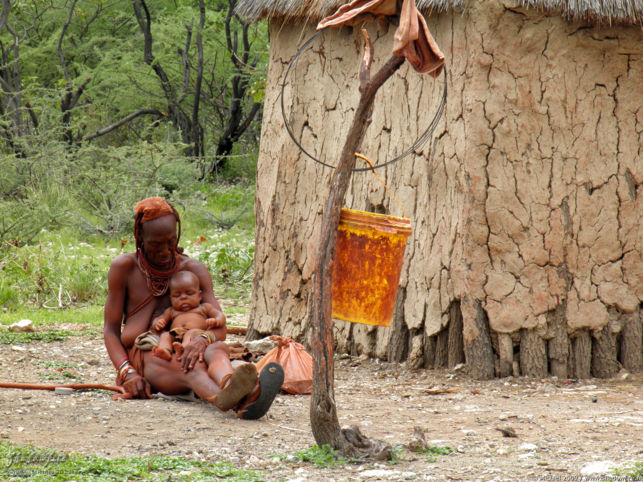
left=331, top=208, right=412, bottom=327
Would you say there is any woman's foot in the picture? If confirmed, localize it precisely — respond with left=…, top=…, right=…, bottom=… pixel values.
left=211, top=364, right=257, bottom=411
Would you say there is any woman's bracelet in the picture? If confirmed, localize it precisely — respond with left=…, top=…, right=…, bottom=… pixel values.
left=118, top=362, right=133, bottom=380
left=116, top=357, right=129, bottom=372
left=198, top=331, right=216, bottom=345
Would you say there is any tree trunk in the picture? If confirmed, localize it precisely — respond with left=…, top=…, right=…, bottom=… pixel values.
left=434, top=329, right=448, bottom=368
left=547, top=306, right=568, bottom=379
left=520, top=329, right=547, bottom=377
left=309, top=30, right=403, bottom=458
left=447, top=301, right=464, bottom=368
left=591, top=323, right=620, bottom=378
left=497, top=333, right=513, bottom=378
left=462, top=297, right=494, bottom=380
left=620, top=308, right=642, bottom=372
left=570, top=331, right=592, bottom=379
left=423, top=335, right=436, bottom=368
left=387, top=287, right=409, bottom=362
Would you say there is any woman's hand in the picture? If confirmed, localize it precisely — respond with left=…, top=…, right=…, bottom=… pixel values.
left=178, top=336, right=209, bottom=372
left=122, top=370, right=152, bottom=399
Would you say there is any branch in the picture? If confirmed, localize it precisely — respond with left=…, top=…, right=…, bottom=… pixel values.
left=234, top=102, right=260, bottom=140
left=191, top=0, right=205, bottom=154
left=25, top=101, right=38, bottom=131
left=58, top=0, right=78, bottom=88
left=180, top=22, right=193, bottom=95
left=69, top=76, right=92, bottom=109
left=0, top=0, right=10, bottom=34
left=83, top=108, right=166, bottom=140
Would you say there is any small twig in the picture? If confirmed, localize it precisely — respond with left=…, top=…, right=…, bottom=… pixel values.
left=266, top=422, right=308, bottom=433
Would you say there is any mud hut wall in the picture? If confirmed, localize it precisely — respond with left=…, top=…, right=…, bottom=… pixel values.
left=457, top=2, right=642, bottom=376
left=250, top=1, right=643, bottom=376
left=250, top=16, right=466, bottom=354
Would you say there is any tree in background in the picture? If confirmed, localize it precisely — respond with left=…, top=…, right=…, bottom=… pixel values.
left=0, top=0, right=267, bottom=244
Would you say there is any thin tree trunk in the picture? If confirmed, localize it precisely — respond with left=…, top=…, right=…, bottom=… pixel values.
left=520, top=328, right=547, bottom=377
left=462, top=297, right=495, bottom=379
left=620, top=308, right=642, bottom=372
left=497, top=333, right=513, bottom=378
left=309, top=29, right=403, bottom=459
left=591, top=322, right=620, bottom=378
left=570, top=330, right=592, bottom=379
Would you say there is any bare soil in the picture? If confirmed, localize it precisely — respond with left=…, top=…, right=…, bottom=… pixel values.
left=1, top=329, right=642, bottom=480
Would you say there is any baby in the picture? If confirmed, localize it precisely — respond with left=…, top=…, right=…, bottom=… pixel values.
left=151, top=270, right=225, bottom=360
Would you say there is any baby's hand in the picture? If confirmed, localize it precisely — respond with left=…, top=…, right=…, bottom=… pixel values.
left=205, top=317, right=225, bottom=329
left=152, top=317, right=167, bottom=331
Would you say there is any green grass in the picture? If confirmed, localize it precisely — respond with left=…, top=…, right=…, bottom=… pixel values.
left=286, top=445, right=351, bottom=468
left=37, top=361, right=82, bottom=381
left=1, top=183, right=255, bottom=315
left=0, top=441, right=263, bottom=481
left=388, top=446, right=405, bottom=465
left=418, top=445, right=453, bottom=463
left=0, top=305, right=104, bottom=328
left=0, top=329, right=82, bottom=345
left=613, top=461, right=643, bottom=479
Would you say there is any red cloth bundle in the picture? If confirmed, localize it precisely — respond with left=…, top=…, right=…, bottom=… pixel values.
left=255, top=336, right=312, bottom=395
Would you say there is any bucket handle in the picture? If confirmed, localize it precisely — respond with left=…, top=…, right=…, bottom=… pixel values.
left=355, top=152, right=410, bottom=220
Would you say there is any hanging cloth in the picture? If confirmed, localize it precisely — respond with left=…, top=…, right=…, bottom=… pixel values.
left=317, top=0, right=444, bottom=77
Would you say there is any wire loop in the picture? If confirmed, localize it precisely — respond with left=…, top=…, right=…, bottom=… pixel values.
left=280, top=29, right=447, bottom=172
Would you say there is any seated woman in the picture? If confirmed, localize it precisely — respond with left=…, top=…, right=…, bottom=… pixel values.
left=103, top=197, right=283, bottom=419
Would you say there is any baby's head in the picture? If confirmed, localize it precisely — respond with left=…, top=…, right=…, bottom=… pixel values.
left=169, top=270, right=202, bottom=312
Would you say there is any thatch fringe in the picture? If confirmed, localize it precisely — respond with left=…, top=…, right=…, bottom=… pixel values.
left=236, top=0, right=643, bottom=26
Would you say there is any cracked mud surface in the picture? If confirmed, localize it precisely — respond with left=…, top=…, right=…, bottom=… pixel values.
left=1, top=332, right=641, bottom=480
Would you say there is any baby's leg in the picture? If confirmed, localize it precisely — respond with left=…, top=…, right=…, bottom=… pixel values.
left=172, top=329, right=203, bottom=358
left=153, top=332, right=173, bottom=360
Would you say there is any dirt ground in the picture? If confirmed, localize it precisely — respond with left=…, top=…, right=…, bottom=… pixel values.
left=1, top=329, right=642, bottom=481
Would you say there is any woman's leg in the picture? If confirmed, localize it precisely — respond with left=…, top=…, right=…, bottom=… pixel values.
left=142, top=351, right=220, bottom=401
left=203, top=341, right=233, bottom=386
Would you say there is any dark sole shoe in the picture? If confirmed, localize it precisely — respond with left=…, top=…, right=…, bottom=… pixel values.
left=213, top=364, right=258, bottom=411
left=238, top=362, right=284, bottom=420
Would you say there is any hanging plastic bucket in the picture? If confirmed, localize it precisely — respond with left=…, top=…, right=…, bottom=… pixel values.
left=331, top=208, right=412, bottom=327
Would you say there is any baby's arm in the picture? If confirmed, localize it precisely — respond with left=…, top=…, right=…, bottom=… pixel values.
left=151, top=307, right=173, bottom=332
left=203, top=303, right=226, bottom=329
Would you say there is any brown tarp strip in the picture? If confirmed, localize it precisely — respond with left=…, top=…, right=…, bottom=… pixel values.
left=317, top=0, right=444, bottom=76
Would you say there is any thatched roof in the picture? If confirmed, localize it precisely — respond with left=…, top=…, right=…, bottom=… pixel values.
left=236, top=0, right=643, bottom=25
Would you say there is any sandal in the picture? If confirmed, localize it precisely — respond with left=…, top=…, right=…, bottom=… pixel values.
left=237, top=362, right=284, bottom=420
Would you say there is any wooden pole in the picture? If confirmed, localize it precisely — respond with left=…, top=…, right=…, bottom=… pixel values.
left=309, top=29, right=404, bottom=459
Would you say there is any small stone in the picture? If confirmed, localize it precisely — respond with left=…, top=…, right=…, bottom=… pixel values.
left=591, top=396, right=598, bottom=403
left=519, top=442, right=538, bottom=451
left=8, top=319, right=35, bottom=333
left=55, top=387, right=75, bottom=395
left=496, top=426, right=517, bottom=438
left=580, top=461, right=616, bottom=475
left=242, top=337, right=277, bottom=354
left=11, top=345, right=26, bottom=352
